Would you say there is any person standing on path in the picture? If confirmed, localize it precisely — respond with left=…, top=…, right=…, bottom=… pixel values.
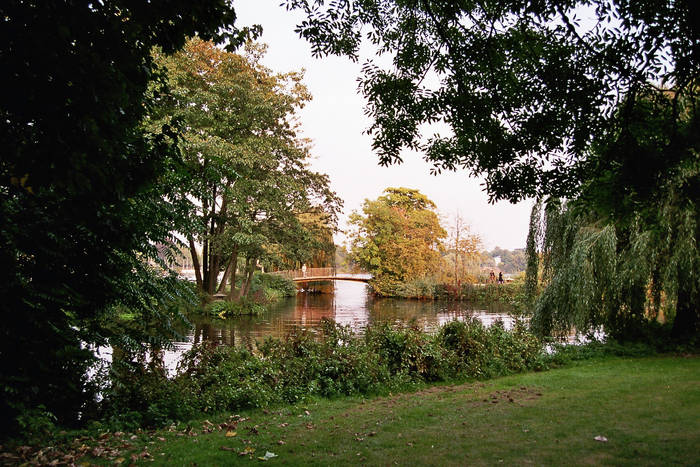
left=498, top=271, right=504, bottom=284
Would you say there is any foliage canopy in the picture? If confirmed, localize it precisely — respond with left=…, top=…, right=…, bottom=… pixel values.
left=527, top=89, right=699, bottom=341
left=349, top=187, right=446, bottom=294
left=0, top=0, right=253, bottom=433
left=285, top=0, right=699, bottom=202
left=151, top=38, right=341, bottom=299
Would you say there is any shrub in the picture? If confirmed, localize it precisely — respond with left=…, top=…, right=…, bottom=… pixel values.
left=96, top=319, right=547, bottom=429
left=250, top=273, right=296, bottom=299
left=204, top=299, right=265, bottom=318
left=437, top=318, right=542, bottom=378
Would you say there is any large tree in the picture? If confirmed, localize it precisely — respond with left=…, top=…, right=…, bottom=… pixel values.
left=349, top=187, right=446, bottom=294
left=0, top=1, right=253, bottom=433
left=151, top=39, right=341, bottom=300
left=527, top=88, right=699, bottom=340
left=285, top=0, right=698, bottom=202
left=286, top=0, right=699, bottom=339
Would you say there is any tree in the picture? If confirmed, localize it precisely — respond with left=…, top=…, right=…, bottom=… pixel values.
left=285, top=0, right=698, bottom=202
left=0, top=1, right=253, bottom=433
left=287, top=0, right=699, bottom=340
left=527, top=89, right=699, bottom=340
left=151, top=38, right=341, bottom=300
left=488, top=247, right=527, bottom=274
left=446, top=213, right=482, bottom=284
left=349, top=187, right=446, bottom=294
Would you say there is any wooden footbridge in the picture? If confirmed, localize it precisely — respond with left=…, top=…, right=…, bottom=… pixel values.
left=270, top=267, right=371, bottom=283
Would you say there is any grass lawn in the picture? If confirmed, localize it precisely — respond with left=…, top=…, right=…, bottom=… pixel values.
left=10, top=355, right=700, bottom=466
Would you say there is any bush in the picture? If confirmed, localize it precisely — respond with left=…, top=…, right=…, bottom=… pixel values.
left=368, top=276, right=526, bottom=311
left=250, top=273, right=296, bottom=299
left=204, top=299, right=265, bottom=318
left=96, top=318, right=547, bottom=428
left=437, top=318, right=542, bottom=378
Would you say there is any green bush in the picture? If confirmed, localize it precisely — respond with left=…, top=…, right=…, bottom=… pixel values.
left=250, top=273, right=296, bottom=298
left=97, top=318, right=548, bottom=428
left=204, top=299, right=265, bottom=317
left=368, top=276, right=526, bottom=310
left=437, top=318, right=541, bottom=378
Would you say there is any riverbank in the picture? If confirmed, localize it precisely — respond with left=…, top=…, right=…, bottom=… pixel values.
left=197, top=273, right=297, bottom=318
left=370, top=277, right=526, bottom=310
left=7, top=355, right=698, bottom=465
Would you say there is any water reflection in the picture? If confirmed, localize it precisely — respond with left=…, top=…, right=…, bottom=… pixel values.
left=160, top=281, right=516, bottom=373
left=182, top=281, right=514, bottom=344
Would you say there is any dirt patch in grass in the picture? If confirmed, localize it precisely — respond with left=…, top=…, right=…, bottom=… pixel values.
left=480, top=387, right=544, bottom=406
left=375, top=381, right=543, bottom=412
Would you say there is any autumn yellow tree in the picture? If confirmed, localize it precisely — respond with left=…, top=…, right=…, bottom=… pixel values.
left=349, top=187, right=446, bottom=295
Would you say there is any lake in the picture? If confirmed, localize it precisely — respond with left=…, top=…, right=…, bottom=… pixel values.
left=159, top=280, right=516, bottom=374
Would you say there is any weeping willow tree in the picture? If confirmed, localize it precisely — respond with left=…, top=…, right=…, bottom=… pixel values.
left=528, top=195, right=698, bottom=340
left=528, top=201, right=623, bottom=338
left=527, top=87, right=699, bottom=341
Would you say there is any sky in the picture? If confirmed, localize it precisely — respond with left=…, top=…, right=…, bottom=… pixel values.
left=234, top=1, right=534, bottom=251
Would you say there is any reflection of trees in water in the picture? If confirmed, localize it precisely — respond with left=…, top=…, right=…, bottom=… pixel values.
left=189, top=288, right=339, bottom=346
left=184, top=282, right=517, bottom=347
left=367, top=297, right=515, bottom=331
left=294, top=290, right=335, bottom=326
left=192, top=322, right=255, bottom=348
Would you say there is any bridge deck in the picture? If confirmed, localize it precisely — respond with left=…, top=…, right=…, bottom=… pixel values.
left=292, top=275, right=370, bottom=283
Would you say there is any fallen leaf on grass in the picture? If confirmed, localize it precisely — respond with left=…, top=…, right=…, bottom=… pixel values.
left=594, top=436, right=608, bottom=442
left=220, top=446, right=236, bottom=452
left=226, top=431, right=238, bottom=438
left=277, top=441, right=286, bottom=445
left=239, top=446, right=256, bottom=457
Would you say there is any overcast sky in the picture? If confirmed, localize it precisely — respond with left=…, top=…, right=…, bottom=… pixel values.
left=235, top=1, right=534, bottom=251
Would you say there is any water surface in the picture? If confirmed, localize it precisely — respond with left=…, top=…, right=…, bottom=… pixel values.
left=162, top=281, right=515, bottom=373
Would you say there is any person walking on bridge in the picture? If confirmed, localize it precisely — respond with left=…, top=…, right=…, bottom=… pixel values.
left=302, top=263, right=307, bottom=277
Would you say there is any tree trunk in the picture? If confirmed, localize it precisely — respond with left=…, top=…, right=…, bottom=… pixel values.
left=454, top=224, right=460, bottom=288
left=208, top=254, right=220, bottom=295
left=239, top=257, right=254, bottom=299
left=227, top=250, right=239, bottom=301
left=217, top=253, right=236, bottom=294
left=202, top=239, right=209, bottom=293
left=188, top=237, right=203, bottom=290
left=243, top=260, right=256, bottom=298
left=671, top=271, right=699, bottom=340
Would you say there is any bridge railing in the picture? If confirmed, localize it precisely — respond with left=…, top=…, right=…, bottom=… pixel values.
left=270, top=267, right=336, bottom=279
